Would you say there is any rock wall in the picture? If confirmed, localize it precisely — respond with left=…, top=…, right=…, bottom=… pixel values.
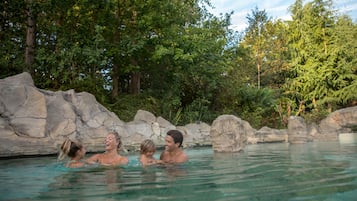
left=286, top=107, right=357, bottom=143
left=1, top=73, right=356, bottom=157
left=0, top=73, right=211, bottom=157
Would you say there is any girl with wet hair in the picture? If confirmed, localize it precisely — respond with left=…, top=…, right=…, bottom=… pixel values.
left=86, top=131, right=128, bottom=166
left=58, top=138, right=86, bottom=168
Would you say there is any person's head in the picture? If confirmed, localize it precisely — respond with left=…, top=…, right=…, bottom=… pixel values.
left=165, top=130, right=184, bottom=152
left=140, top=139, right=156, bottom=157
left=59, top=138, right=86, bottom=160
left=105, top=131, right=122, bottom=151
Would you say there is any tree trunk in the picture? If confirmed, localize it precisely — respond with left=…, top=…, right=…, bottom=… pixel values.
left=112, top=63, right=119, bottom=98
left=130, top=58, right=140, bottom=94
left=25, top=0, right=36, bottom=74
left=131, top=72, right=140, bottom=94
left=257, top=62, right=261, bottom=89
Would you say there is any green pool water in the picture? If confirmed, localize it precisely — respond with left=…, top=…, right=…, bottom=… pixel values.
left=1, top=137, right=356, bottom=201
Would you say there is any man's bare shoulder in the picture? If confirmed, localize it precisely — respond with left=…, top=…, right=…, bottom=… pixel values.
left=176, top=150, right=188, bottom=163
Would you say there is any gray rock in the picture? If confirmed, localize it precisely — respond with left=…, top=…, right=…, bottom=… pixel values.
left=288, top=116, right=308, bottom=144
left=0, top=77, right=47, bottom=138
left=178, top=122, right=211, bottom=147
left=210, top=115, right=249, bottom=152
left=319, top=106, right=357, bottom=135
left=134, top=109, right=157, bottom=124
left=0, top=73, right=127, bottom=156
left=255, top=126, right=288, bottom=143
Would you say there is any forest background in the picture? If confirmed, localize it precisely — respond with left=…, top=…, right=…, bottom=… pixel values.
left=1, top=0, right=356, bottom=129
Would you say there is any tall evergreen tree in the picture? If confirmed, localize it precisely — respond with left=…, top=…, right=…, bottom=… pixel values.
left=242, top=7, right=270, bottom=89
left=284, top=0, right=356, bottom=112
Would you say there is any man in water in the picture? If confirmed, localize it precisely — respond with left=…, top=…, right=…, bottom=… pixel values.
left=160, top=130, right=188, bottom=163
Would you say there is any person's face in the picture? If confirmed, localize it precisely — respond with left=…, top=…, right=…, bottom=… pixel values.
left=105, top=134, right=118, bottom=151
left=165, top=135, right=178, bottom=152
left=144, top=148, right=155, bottom=158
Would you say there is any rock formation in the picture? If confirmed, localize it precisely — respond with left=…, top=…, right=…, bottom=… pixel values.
left=0, top=73, right=356, bottom=157
left=0, top=73, right=212, bottom=157
left=210, top=115, right=249, bottom=152
left=288, top=116, right=308, bottom=144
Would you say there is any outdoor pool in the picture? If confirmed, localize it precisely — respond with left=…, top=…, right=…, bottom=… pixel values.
left=1, top=135, right=356, bottom=201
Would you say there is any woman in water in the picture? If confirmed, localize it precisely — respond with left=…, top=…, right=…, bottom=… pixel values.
left=58, top=138, right=86, bottom=168
left=86, top=131, right=129, bottom=166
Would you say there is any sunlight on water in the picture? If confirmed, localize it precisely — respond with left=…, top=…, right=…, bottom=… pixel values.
left=0, top=136, right=356, bottom=201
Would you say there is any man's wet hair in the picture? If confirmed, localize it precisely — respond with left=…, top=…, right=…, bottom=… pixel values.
left=167, top=130, right=183, bottom=147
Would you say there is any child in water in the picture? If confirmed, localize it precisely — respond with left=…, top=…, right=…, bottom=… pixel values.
left=140, top=139, right=162, bottom=166
left=58, top=138, right=86, bottom=168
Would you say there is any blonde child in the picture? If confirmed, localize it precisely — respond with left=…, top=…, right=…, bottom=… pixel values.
left=140, top=139, right=162, bottom=166
left=58, top=138, right=86, bottom=168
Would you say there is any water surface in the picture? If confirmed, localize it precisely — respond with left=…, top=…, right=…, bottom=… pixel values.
left=0, top=137, right=356, bottom=201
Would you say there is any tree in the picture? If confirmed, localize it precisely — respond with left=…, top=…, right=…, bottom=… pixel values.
left=34, top=0, right=108, bottom=93
left=285, top=0, right=356, bottom=115
left=24, top=0, right=36, bottom=74
left=0, top=0, right=26, bottom=78
left=242, top=7, right=270, bottom=89
left=262, top=20, right=290, bottom=88
left=328, top=15, right=357, bottom=107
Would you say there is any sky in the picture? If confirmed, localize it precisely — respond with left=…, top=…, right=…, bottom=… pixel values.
left=207, top=0, right=357, bottom=31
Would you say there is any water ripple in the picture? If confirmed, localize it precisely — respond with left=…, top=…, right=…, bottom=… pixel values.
left=0, top=141, right=356, bottom=201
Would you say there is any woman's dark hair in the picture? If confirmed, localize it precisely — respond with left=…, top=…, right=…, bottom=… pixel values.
left=59, top=139, right=83, bottom=160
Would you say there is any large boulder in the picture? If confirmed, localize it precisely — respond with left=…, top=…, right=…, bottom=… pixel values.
left=319, top=106, right=357, bottom=136
left=210, top=115, right=250, bottom=152
left=0, top=73, right=47, bottom=138
left=177, top=122, right=211, bottom=147
left=288, top=116, right=308, bottom=144
left=0, top=73, right=127, bottom=156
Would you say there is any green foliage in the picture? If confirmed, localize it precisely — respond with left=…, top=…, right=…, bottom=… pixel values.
left=242, top=7, right=271, bottom=89
left=0, top=0, right=26, bottom=78
left=285, top=0, right=356, bottom=114
left=1, top=0, right=355, bottom=129
left=300, top=109, right=330, bottom=124
left=215, top=84, right=279, bottom=128
left=180, top=98, right=214, bottom=125
left=108, top=93, right=160, bottom=122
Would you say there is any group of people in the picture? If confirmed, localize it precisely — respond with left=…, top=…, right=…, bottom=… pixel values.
left=58, top=130, right=188, bottom=168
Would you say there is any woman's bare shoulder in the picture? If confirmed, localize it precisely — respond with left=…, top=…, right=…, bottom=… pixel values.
left=120, top=155, right=129, bottom=164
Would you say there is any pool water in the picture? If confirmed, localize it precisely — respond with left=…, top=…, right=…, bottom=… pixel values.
left=1, top=138, right=356, bottom=201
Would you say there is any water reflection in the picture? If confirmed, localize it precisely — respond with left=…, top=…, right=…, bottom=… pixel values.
left=141, top=166, right=158, bottom=189
left=37, top=166, right=124, bottom=200
left=286, top=142, right=356, bottom=199
left=164, top=164, right=188, bottom=179
left=1, top=142, right=356, bottom=201
left=103, top=167, right=122, bottom=193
